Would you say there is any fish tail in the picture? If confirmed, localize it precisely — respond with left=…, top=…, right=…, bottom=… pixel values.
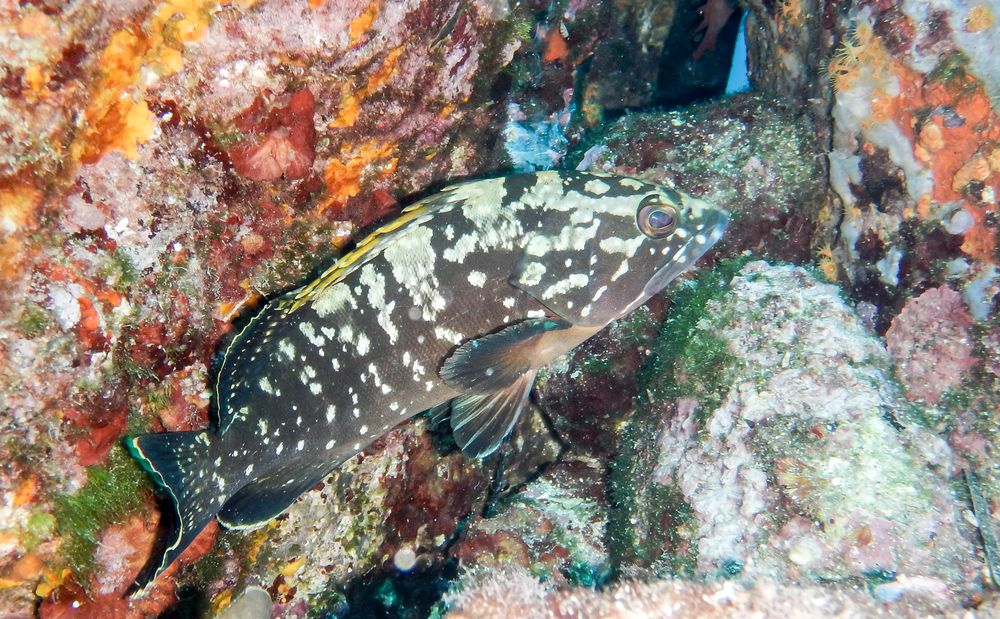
left=126, top=430, right=224, bottom=590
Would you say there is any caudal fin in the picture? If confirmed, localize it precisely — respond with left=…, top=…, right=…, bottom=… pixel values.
left=126, top=430, right=225, bottom=590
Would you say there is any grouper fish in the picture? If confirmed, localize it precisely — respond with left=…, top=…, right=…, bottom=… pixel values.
left=127, top=170, right=729, bottom=586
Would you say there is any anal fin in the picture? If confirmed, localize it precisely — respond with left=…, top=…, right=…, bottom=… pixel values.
left=217, top=457, right=337, bottom=530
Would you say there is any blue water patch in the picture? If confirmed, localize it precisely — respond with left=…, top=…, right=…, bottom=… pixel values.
left=725, top=10, right=749, bottom=94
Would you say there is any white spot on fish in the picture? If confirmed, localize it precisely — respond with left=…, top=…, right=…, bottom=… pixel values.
left=593, top=285, right=608, bottom=301
left=259, top=376, right=274, bottom=394
left=326, top=405, right=336, bottom=422
left=599, top=235, right=644, bottom=257
left=434, top=326, right=464, bottom=344
left=502, top=297, right=516, bottom=308
left=360, top=425, right=369, bottom=434
left=278, top=338, right=296, bottom=359
left=296, top=440, right=304, bottom=451
left=519, top=262, right=547, bottom=286
left=384, top=225, right=448, bottom=320
left=338, top=325, right=355, bottom=350
left=584, top=179, right=610, bottom=195
left=298, top=322, right=325, bottom=347
left=276, top=443, right=284, bottom=455
left=611, top=259, right=629, bottom=281
left=245, top=464, right=254, bottom=475
left=467, top=270, right=487, bottom=287
left=360, top=264, right=398, bottom=343
left=326, top=439, right=336, bottom=449
left=542, top=273, right=589, bottom=299
left=357, top=333, right=371, bottom=355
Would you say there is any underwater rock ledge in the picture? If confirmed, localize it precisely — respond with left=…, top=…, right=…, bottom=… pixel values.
left=611, top=260, right=980, bottom=600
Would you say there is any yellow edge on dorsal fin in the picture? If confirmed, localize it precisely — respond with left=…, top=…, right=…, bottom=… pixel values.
left=279, top=187, right=457, bottom=314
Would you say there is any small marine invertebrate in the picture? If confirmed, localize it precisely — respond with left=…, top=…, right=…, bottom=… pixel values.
left=693, top=0, right=737, bottom=60
left=885, top=286, right=976, bottom=404
left=825, top=24, right=887, bottom=93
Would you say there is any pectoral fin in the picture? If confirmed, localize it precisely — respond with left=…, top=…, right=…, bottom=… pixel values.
left=439, top=318, right=573, bottom=393
left=448, top=371, right=537, bottom=459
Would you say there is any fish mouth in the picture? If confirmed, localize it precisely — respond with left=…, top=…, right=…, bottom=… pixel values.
left=642, top=207, right=730, bottom=297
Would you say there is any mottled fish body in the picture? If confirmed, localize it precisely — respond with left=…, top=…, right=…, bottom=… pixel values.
left=127, top=171, right=728, bottom=586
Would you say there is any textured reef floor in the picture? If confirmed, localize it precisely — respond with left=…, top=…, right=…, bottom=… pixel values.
left=1, top=0, right=999, bottom=617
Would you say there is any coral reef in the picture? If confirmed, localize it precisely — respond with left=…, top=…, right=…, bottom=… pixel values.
left=612, top=261, right=979, bottom=590
left=885, top=286, right=977, bottom=404
left=444, top=566, right=975, bottom=619
left=811, top=1, right=1000, bottom=332
left=217, top=418, right=488, bottom=613
left=0, top=0, right=530, bottom=614
left=3, top=0, right=1000, bottom=616
left=450, top=456, right=610, bottom=588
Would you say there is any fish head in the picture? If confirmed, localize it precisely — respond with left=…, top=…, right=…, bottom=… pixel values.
left=511, top=174, right=729, bottom=326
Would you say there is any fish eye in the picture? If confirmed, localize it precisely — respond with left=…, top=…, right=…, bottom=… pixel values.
left=637, top=197, right=678, bottom=239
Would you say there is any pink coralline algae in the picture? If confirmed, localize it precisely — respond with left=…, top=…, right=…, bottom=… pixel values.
left=445, top=567, right=968, bottom=619
left=229, top=89, right=317, bottom=181
left=885, top=286, right=977, bottom=404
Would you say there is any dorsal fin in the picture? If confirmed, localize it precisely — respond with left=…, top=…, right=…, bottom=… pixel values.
left=280, top=183, right=470, bottom=314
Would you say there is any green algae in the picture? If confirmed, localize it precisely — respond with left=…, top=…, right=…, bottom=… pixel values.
left=608, top=259, right=754, bottom=576
left=608, top=410, right=697, bottom=578
left=638, top=256, right=752, bottom=414
left=579, top=356, right=613, bottom=375
left=15, top=303, right=51, bottom=338
left=98, top=249, right=139, bottom=292
left=927, top=51, right=983, bottom=94
left=51, top=445, right=150, bottom=577
left=21, top=512, right=57, bottom=552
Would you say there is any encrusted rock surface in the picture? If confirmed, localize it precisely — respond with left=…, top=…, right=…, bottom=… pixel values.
left=612, top=261, right=980, bottom=591
left=444, top=566, right=977, bottom=619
